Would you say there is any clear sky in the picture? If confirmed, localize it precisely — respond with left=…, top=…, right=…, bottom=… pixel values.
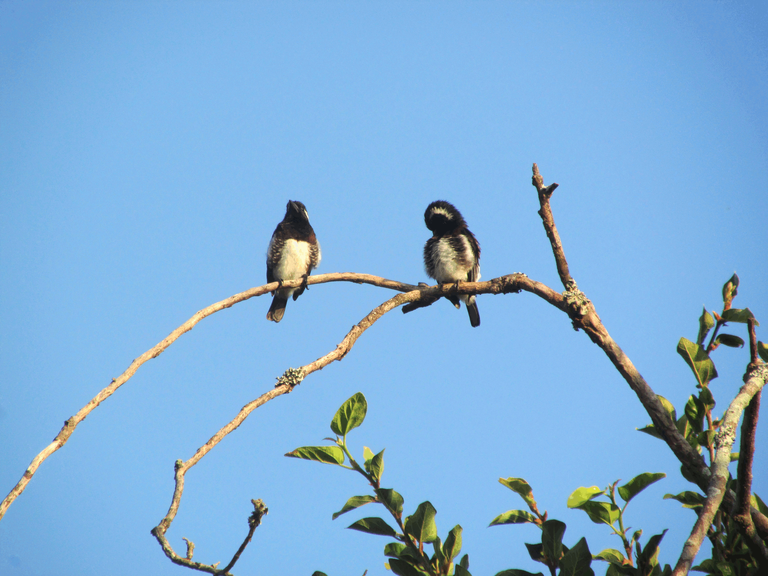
left=1, top=2, right=766, bottom=575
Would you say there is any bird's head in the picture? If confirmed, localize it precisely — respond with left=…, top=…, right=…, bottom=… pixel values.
left=424, top=200, right=466, bottom=233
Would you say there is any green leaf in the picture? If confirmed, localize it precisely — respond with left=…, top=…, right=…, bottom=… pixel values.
left=489, top=509, right=538, bottom=526
left=752, top=493, right=768, bottom=516
left=567, top=486, right=603, bottom=508
left=722, top=275, right=739, bottom=311
left=311, top=572, right=328, bottom=576
left=677, top=337, right=718, bottom=386
left=685, top=395, right=704, bottom=434
left=758, top=341, right=768, bottom=362
left=330, top=392, right=367, bottom=436
left=495, top=571, right=544, bottom=576
left=579, top=501, right=620, bottom=526
left=443, top=525, right=463, bottom=562
left=664, top=491, right=704, bottom=509
left=378, top=488, right=404, bottom=516
left=698, top=387, right=715, bottom=410
left=347, top=517, right=398, bottom=537
left=460, top=553, right=470, bottom=569
left=456, top=564, right=473, bottom=576
left=594, top=549, right=626, bottom=565
left=525, top=543, right=545, bottom=564
left=499, top=477, right=536, bottom=509
left=363, top=446, right=374, bottom=464
left=638, top=529, right=667, bottom=568
left=637, top=424, right=661, bottom=439
left=331, top=495, right=375, bottom=520
left=285, top=445, right=345, bottom=465
left=559, top=537, right=593, bottom=576
left=721, top=307, right=757, bottom=325
left=618, top=472, right=666, bottom=504
left=384, top=542, right=407, bottom=558
left=697, top=308, right=715, bottom=346
left=405, top=501, right=438, bottom=544
left=697, top=429, right=715, bottom=449
left=542, top=519, right=566, bottom=564
left=691, top=558, right=718, bottom=573
left=658, top=395, right=677, bottom=421
left=716, top=334, right=745, bottom=348
left=388, top=558, right=425, bottom=576
left=367, top=449, right=385, bottom=482
left=680, top=463, right=699, bottom=484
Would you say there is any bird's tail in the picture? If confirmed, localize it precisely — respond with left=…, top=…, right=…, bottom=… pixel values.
left=267, top=293, right=289, bottom=323
left=466, top=295, right=480, bottom=328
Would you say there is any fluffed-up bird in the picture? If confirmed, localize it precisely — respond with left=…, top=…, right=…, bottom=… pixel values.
left=266, top=200, right=321, bottom=323
left=423, top=200, right=481, bottom=327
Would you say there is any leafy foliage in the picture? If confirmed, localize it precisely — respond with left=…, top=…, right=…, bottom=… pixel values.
left=286, top=276, right=766, bottom=576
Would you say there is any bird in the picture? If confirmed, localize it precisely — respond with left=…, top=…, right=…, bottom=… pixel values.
left=423, top=200, right=481, bottom=327
left=265, top=200, right=321, bottom=323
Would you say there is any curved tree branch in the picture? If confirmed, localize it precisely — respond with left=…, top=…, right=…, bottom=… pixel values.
left=0, top=273, right=417, bottom=522
left=149, top=274, right=546, bottom=568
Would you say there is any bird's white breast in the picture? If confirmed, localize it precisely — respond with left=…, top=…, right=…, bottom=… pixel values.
left=272, top=239, right=313, bottom=281
left=431, top=236, right=478, bottom=283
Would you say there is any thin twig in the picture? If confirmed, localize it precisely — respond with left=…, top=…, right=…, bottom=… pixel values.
left=531, top=163, right=569, bottom=288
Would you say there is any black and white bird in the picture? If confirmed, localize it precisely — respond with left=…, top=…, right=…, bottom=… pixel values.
left=266, top=200, right=321, bottom=323
left=423, top=200, right=481, bottom=327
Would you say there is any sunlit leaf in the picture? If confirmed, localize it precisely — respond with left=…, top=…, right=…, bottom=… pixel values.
left=618, top=472, right=666, bottom=503
left=699, top=387, right=715, bottom=410
left=330, top=392, right=367, bottom=436
left=758, top=342, right=768, bottom=363
left=594, top=549, right=626, bottom=565
left=567, top=486, right=603, bottom=508
left=499, top=477, right=536, bottom=509
left=368, top=449, right=385, bottom=482
left=443, top=525, right=463, bottom=562
left=637, top=424, right=661, bottom=439
left=489, top=510, right=538, bottom=526
left=579, top=501, right=620, bottom=526
left=384, top=542, right=407, bottom=558
left=285, top=445, right=345, bottom=465
left=495, top=570, right=544, bottom=576
left=685, top=395, right=704, bottom=434
left=752, top=493, right=768, bottom=516
left=378, top=488, right=404, bottom=516
left=347, top=517, right=398, bottom=537
left=677, top=337, right=718, bottom=386
left=405, top=501, right=438, bottom=543
left=721, top=307, right=757, bottom=325
left=697, top=308, right=715, bottom=346
left=664, top=491, right=704, bottom=509
left=332, top=495, right=375, bottom=520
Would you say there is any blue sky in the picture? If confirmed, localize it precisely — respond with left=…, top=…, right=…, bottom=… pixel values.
left=1, top=2, right=766, bottom=575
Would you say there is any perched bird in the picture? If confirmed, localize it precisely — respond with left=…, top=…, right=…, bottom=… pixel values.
left=423, top=200, right=481, bottom=327
left=266, top=200, right=321, bottom=323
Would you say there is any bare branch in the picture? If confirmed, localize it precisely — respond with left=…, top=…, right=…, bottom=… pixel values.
left=671, top=364, right=768, bottom=575
left=532, top=163, right=569, bottom=288
left=0, top=273, right=416, bottom=521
